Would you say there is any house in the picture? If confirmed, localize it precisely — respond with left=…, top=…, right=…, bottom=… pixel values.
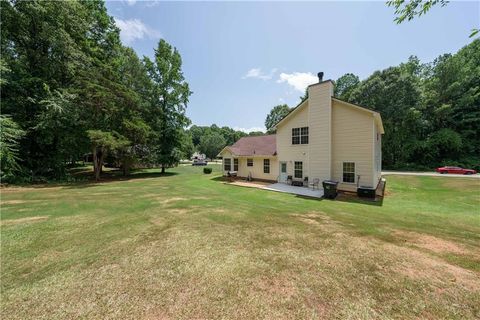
left=218, top=72, right=384, bottom=191
left=191, top=152, right=206, bottom=161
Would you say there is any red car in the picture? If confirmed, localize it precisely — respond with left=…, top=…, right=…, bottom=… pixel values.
left=436, top=166, right=477, bottom=175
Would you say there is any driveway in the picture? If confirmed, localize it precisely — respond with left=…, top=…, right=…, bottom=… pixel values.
left=382, top=171, right=480, bottom=179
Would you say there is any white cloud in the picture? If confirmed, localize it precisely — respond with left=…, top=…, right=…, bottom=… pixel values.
left=277, top=72, right=318, bottom=92
left=145, top=0, right=161, bottom=7
left=233, top=126, right=265, bottom=133
left=124, top=0, right=137, bottom=5
left=242, top=68, right=277, bottom=80
left=114, top=18, right=160, bottom=44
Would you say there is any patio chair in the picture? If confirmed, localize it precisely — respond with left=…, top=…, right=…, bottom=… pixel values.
left=309, top=178, right=320, bottom=190
left=287, top=175, right=293, bottom=185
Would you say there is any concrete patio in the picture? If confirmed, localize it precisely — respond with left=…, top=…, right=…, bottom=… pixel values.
left=227, top=180, right=323, bottom=198
left=264, top=183, right=323, bottom=198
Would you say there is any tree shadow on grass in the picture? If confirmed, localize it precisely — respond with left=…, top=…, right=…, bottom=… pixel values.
left=62, top=170, right=179, bottom=189
left=5, top=169, right=179, bottom=190
left=294, top=195, right=324, bottom=201
left=333, top=192, right=384, bottom=206
left=295, top=192, right=384, bottom=206
left=210, top=176, right=228, bottom=182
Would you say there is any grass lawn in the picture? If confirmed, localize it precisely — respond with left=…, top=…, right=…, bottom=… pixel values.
left=1, top=164, right=479, bottom=319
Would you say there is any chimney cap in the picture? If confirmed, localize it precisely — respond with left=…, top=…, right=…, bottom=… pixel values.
left=317, top=72, right=324, bottom=82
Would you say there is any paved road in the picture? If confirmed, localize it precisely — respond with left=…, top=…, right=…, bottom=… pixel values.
left=382, top=171, right=480, bottom=179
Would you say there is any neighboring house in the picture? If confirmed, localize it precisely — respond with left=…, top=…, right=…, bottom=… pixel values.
left=218, top=72, right=384, bottom=191
left=191, top=152, right=206, bottom=161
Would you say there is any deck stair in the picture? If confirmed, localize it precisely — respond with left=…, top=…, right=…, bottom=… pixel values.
left=375, top=178, right=386, bottom=197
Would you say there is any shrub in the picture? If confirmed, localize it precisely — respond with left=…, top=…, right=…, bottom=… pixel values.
left=203, top=167, right=212, bottom=174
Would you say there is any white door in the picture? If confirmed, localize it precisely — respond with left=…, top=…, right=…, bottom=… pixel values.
left=279, top=162, right=288, bottom=183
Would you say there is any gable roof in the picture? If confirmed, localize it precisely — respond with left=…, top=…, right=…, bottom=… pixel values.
left=218, top=135, right=276, bottom=157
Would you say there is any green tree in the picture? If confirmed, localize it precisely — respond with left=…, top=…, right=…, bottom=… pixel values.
left=116, top=118, right=151, bottom=175
left=348, top=65, right=423, bottom=168
left=0, top=116, right=26, bottom=181
left=299, top=88, right=308, bottom=103
left=179, top=130, right=195, bottom=160
left=387, top=0, right=478, bottom=38
left=265, top=104, right=290, bottom=133
left=144, top=39, right=192, bottom=173
left=334, top=73, right=360, bottom=100
left=87, top=130, right=129, bottom=181
left=199, top=133, right=226, bottom=160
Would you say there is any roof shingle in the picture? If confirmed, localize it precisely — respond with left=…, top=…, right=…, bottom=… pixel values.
left=227, top=135, right=276, bottom=156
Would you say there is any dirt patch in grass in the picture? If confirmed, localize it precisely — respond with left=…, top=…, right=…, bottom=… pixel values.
left=256, top=275, right=298, bottom=298
left=393, top=230, right=470, bottom=255
left=90, top=192, right=118, bottom=196
left=387, top=243, right=480, bottom=291
left=292, top=212, right=341, bottom=229
left=1, top=216, right=49, bottom=226
left=155, top=197, right=210, bottom=206
left=1, top=200, right=40, bottom=205
left=1, top=186, right=64, bottom=193
left=156, top=197, right=188, bottom=204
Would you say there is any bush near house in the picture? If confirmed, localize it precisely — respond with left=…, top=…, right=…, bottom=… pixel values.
left=203, top=167, right=212, bottom=174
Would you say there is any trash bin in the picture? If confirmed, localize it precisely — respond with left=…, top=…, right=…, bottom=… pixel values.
left=322, top=180, right=338, bottom=199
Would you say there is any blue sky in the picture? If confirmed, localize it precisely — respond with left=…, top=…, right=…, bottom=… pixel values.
left=106, top=0, right=479, bottom=132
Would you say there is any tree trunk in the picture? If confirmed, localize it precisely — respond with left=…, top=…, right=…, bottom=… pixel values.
left=92, top=146, right=104, bottom=181
left=161, top=164, right=165, bottom=174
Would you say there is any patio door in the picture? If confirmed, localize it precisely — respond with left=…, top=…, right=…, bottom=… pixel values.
left=279, top=162, right=288, bottom=183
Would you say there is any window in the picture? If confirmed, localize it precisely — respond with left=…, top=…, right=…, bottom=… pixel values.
left=300, top=127, right=309, bottom=144
left=263, top=159, right=270, bottom=173
left=233, top=158, right=238, bottom=171
left=292, top=128, right=300, bottom=144
left=294, top=161, right=303, bottom=178
left=343, top=162, right=355, bottom=183
left=292, top=127, right=309, bottom=145
left=247, top=159, right=253, bottom=167
left=224, top=158, right=231, bottom=171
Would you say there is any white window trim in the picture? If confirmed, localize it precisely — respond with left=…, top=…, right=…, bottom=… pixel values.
left=291, top=127, right=309, bottom=145
left=263, top=159, right=270, bottom=174
left=224, top=158, right=232, bottom=172
left=342, top=161, right=356, bottom=184
left=233, top=158, right=239, bottom=171
left=294, top=161, right=303, bottom=179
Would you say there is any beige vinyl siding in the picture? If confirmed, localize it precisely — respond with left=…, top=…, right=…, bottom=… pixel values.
left=219, top=150, right=278, bottom=181
left=220, top=150, right=233, bottom=175
left=374, top=124, right=382, bottom=184
left=331, top=100, right=375, bottom=189
left=276, top=101, right=310, bottom=179
left=236, top=156, right=278, bottom=181
left=276, top=81, right=334, bottom=182
left=307, top=82, right=333, bottom=182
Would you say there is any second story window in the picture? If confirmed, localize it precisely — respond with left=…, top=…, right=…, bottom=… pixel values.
left=292, top=127, right=309, bottom=145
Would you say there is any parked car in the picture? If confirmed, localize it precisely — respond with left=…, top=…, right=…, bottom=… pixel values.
left=192, top=159, right=208, bottom=166
left=435, top=166, right=477, bottom=175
